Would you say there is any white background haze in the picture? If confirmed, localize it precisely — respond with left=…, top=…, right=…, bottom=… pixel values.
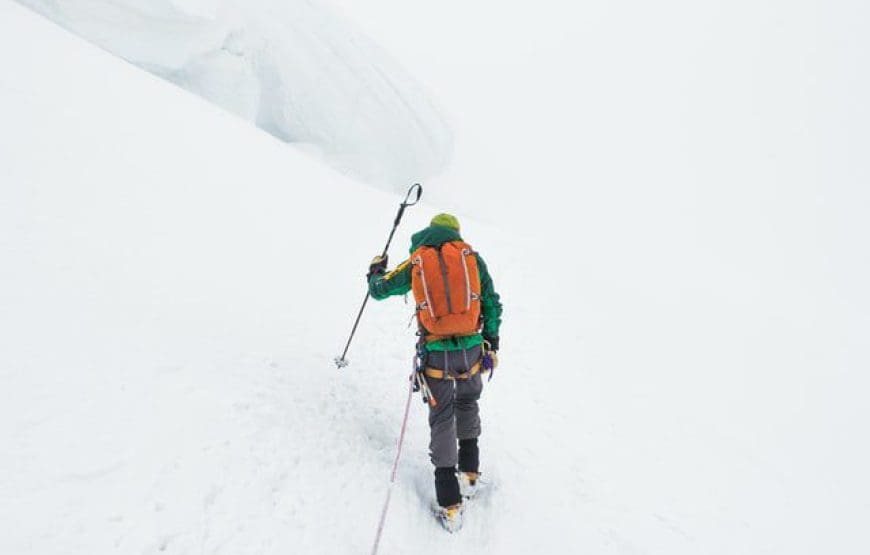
left=2, top=0, right=869, bottom=553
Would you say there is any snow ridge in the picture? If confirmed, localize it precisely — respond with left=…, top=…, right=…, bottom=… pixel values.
left=17, top=0, right=453, bottom=190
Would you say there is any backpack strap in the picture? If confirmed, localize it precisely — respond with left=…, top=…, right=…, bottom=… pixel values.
left=435, top=245, right=454, bottom=314
left=411, top=252, right=437, bottom=321
left=383, top=258, right=411, bottom=281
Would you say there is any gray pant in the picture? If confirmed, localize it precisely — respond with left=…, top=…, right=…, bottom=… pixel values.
left=425, top=347, right=484, bottom=468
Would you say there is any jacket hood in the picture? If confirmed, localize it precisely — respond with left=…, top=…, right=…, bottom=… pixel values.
left=409, top=225, right=463, bottom=253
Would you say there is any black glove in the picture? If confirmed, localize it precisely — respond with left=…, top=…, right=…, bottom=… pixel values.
left=483, top=335, right=499, bottom=352
left=367, top=254, right=388, bottom=279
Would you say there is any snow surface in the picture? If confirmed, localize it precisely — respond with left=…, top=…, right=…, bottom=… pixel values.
left=16, top=0, right=452, bottom=190
left=3, top=0, right=870, bottom=554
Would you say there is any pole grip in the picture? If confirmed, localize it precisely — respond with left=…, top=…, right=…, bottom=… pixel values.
left=404, top=183, right=423, bottom=206
left=393, top=204, right=406, bottom=228
left=392, top=183, right=422, bottom=227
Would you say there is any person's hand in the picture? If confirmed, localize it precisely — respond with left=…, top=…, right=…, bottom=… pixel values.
left=482, top=350, right=499, bottom=372
left=367, top=254, right=388, bottom=279
left=482, top=335, right=499, bottom=373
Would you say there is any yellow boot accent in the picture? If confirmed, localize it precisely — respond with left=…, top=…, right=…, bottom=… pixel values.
left=444, top=503, right=462, bottom=518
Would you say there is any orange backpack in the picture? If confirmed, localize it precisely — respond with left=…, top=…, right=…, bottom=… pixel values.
left=410, top=241, right=482, bottom=338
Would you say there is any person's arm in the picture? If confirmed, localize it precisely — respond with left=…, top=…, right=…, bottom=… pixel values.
left=368, top=258, right=413, bottom=300
left=476, top=253, right=502, bottom=349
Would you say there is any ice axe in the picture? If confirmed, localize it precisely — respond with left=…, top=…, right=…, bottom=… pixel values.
left=334, top=183, right=423, bottom=368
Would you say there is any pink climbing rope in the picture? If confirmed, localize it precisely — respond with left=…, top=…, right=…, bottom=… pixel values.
left=370, top=377, right=415, bottom=555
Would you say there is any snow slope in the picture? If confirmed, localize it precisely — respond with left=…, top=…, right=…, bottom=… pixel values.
left=3, top=1, right=870, bottom=554
left=0, top=4, right=556, bottom=554
left=330, top=6, right=870, bottom=552
left=16, top=0, right=452, bottom=189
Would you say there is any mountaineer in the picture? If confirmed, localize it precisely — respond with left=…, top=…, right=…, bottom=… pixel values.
left=367, top=213, right=502, bottom=531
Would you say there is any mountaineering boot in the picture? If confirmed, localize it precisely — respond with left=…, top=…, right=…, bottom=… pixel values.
left=458, top=471, right=480, bottom=498
left=434, top=467, right=464, bottom=532
left=437, top=502, right=465, bottom=533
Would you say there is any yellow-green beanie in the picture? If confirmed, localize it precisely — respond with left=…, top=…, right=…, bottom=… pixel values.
left=430, top=213, right=460, bottom=231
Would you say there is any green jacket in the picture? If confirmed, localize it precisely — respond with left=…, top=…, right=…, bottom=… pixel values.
left=368, top=225, right=502, bottom=351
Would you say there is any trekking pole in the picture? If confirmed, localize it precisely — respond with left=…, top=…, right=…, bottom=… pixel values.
left=334, top=183, right=423, bottom=369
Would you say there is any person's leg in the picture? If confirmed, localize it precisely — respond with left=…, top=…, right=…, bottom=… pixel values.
left=427, top=377, right=461, bottom=507
left=434, top=467, right=460, bottom=508
left=455, top=373, right=483, bottom=473
left=458, top=438, right=479, bottom=474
